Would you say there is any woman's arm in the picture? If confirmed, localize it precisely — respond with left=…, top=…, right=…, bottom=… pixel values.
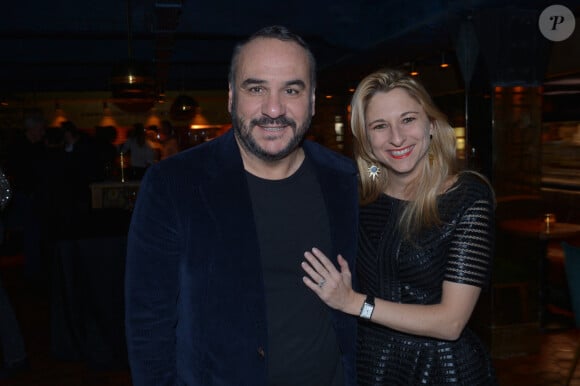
left=302, top=250, right=481, bottom=340
left=303, top=186, right=494, bottom=341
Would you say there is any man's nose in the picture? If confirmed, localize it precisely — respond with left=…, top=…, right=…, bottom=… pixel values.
left=262, top=92, right=285, bottom=118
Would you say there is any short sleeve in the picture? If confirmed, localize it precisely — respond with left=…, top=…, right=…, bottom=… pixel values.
left=445, top=183, right=495, bottom=289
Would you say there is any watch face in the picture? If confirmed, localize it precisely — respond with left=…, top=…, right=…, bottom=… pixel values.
left=360, top=303, right=374, bottom=319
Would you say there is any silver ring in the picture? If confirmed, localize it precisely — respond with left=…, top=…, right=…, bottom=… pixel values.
left=318, top=279, right=326, bottom=288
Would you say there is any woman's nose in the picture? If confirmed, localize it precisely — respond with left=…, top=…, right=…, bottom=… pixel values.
left=389, top=126, right=405, bottom=146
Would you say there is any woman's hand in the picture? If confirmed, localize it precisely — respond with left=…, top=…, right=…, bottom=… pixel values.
left=301, top=248, right=361, bottom=315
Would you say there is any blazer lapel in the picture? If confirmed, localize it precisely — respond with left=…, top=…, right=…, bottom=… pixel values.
left=198, top=130, right=263, bottom=286
left=304, top=143, right=358, bottom=263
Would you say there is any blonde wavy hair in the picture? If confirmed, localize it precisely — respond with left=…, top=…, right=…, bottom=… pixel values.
left=351, top=68, right=459, bottom=236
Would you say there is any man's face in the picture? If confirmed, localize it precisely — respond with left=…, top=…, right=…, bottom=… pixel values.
left=228, top=37, right=315, bottom=162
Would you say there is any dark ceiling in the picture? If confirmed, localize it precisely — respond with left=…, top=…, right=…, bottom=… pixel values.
left=1, top=0, right=579, bottom=97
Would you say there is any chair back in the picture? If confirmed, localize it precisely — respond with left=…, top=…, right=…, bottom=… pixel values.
left=562, top=242, right=580, bottom=328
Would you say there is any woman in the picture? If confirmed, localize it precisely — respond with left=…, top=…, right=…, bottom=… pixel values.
left=302, top=68, right=497, bottom=385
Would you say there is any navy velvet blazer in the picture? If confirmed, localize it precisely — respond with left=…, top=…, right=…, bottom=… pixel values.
left=125, top=129, right=359, bottom=385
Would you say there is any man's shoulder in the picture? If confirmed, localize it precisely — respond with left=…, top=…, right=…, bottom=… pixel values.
left=147, top=130, right=237, bottom=181
left=303, top=140, right=356, bottom=174
left=163, top=130, right=232, bottom=162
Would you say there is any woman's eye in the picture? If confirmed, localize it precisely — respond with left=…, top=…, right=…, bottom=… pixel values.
left=371, top=124, right=386, bottom=130
left=402, top=117, right=416, bottom=124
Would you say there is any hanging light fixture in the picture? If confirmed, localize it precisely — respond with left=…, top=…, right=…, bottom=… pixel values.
left=440, top=52, right=449, bottom=68
left=99, top=101, right=118, bottom=127
left=50, top=100, right=67, bottom=127
left=111, top=0, right=156, bottom=113
left=410, top=62, right=419, bottom=76
left=170, top=94, right=198, bottom=122
left=187, top=105, right=220, bottom=145
left=190, top=106, right=210, bottom=129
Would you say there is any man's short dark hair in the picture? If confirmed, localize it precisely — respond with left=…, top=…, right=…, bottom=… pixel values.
left=228, top=25, right=317, bottom=89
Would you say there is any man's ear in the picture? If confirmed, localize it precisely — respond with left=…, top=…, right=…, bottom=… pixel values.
left=227, top=83, right=233, bottom=113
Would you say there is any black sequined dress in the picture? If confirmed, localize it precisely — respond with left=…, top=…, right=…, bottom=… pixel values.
left=356, top=173, right=498, bottom=385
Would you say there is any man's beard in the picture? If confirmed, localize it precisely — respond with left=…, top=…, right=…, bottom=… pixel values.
left=231, top=96, right=312, bottom=162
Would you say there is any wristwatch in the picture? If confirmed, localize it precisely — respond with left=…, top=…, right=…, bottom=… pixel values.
left=359, top=295, right=375, bottom=319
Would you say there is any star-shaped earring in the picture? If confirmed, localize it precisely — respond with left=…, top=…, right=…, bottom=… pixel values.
left=368, top=165, right=380, bottom=180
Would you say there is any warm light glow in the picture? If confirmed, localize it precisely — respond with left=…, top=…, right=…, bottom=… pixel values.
left=99, top=102, right=118, bottom=127
left=51, top=105, right=67, bottom=127
left=190, top=106, right=210, bottom=129
left=454, top=127, right=466, bottom=151
left=145, top=108, right=161, bottom=128
left=454, top=126, right=466, bottom=137
left=325, top=95, right=333, bottom=99
left=409, top=63, right=419, bottom=76
left=440, top=52, right=449, bottom=68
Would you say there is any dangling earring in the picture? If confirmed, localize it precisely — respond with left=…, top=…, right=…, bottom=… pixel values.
left=368, top=164, right=380, bottom=180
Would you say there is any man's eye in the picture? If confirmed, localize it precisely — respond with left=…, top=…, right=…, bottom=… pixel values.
left=285, top=88, right=299, bottom=95
left=248, top=86, right=264, bottom=93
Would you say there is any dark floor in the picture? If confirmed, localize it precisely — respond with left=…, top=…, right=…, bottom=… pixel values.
left=1, top=251, right=579, bottom=386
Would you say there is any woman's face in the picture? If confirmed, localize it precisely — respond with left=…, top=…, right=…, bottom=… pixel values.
left=365, top=88, right=432, bottom=183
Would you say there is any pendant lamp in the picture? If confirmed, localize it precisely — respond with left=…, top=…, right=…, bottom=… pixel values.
left=111, top=0, right=156, bottom=113
left=170, top=94, right=198, bottom=122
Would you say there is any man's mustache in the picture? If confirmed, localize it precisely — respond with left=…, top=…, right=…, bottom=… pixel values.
left=250, top=116, right=296, bottom=129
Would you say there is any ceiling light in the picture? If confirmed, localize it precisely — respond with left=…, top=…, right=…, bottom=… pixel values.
left=410, top=63, right=419, bottom=76
left=440, top=52, right=449, bottom=68
left=190, top=107, right=211, bottom=129
left=51, top=101, right=68, bottom=127
left=111, top=0, right=156, bottom=113
left=99, top=101, right=118, bottom=127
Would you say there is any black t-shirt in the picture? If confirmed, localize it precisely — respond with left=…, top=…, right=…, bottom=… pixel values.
left=246, top=156, right=344, bottom=386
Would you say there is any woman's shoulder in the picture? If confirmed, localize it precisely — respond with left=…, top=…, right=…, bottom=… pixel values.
left=450, top=171, right=495, bottom=205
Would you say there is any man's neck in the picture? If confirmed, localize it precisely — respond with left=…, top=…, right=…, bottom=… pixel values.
left=239, top=145, right=305, bottom=180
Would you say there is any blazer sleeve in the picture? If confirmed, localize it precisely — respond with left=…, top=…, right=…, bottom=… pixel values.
left=125, top=164, right=182, bottom=385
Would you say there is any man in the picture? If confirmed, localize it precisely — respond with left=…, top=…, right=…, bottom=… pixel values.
left=125, top=25, right=358, bottom=385
left=5, top=112, right=46, bottom=280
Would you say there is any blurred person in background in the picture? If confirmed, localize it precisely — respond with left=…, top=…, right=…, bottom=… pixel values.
left=158, top=120, right=180, bottom=160
left=121, top=123, right=156, bottom=180
left=4, top=112, right=47, bottom=281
